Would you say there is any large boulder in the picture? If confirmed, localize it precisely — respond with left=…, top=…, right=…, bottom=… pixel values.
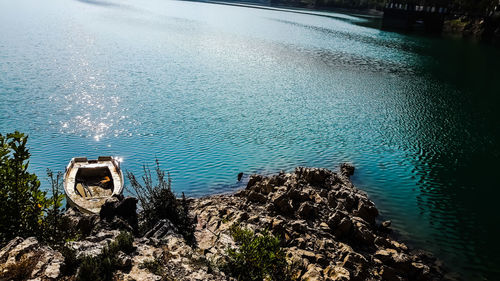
left=295, top=167, right=333, bottom=187
left=0, top=237, right=64, bottom=280
left=100, top=196, right=139, bottom=232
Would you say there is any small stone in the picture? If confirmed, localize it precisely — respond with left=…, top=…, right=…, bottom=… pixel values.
left=354, top=201, right=378, bottom=224
left=246, top=175, right=263, bottom=189
left=272, top=218, right=285, bottom=234
left=301, top=264, right=323, bottom=281
left=340, top=163, right=355, bottom=177
left=411, top=262, right=430, bottom=278
left=234, top=212, right=249, bottom=222
left=382, top=220, right=392, bottom=228
left=324, top=265, right=350, bottom=281
left=334, top=217, right=352, bottom=238
left=315, top=253, right=328, bottom=266
left=295, top=237, right=306, bottom=249
left=297, top=201, right=316, bottom=219
left=379, top=265, right=401, bottom=281
left=319, top=222, right=330, bottom=232
left=144, top=219, right=178, bottom=239
left=291, top=220, right=308, bottom=233
left=298, top=249, right=316, bottom=261
left=272, top=193, right=294, bottom=215
left=247, top=191, right=267, bottom=204
left=352, top=221, right=374, bottom=245
left=116, top=251, right=133, bottom=269
left=374, top=249, right=398, bottom=264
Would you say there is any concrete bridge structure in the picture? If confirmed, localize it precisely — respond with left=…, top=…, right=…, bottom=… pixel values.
left=382, top=2, right=450, bottom=33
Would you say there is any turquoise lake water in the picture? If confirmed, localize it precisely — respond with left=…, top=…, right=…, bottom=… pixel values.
left=1, top=0, right=500, bottom=279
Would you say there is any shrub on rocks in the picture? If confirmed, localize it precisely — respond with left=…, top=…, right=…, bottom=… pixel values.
left=139, top=257, right=165, bottom=276
left=221, top=224, right=297, bottom=281
left=76, top=231, right=134, bottom=281
left=126, top=160, right=195, bottom=243
left=0, top=132, right=77, bottom=245
left=0, top=132, right=48, bottom=243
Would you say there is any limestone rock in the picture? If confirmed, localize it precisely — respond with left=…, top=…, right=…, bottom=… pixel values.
left=298, top=201, right=316, bottom=219
left=99, top=196, right=139, bottom=231
left=144, top=219, right=178, bottom=239
left=301, top=264, right=324, bottom=281
left=324, top=265, right=350, bottom=281
left=247, top=190, right=267, bottom=203
left=0, top=237, right=63, bottom=280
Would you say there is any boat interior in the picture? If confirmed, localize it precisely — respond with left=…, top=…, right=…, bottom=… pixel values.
left=74, top=166, right=114, bottom=199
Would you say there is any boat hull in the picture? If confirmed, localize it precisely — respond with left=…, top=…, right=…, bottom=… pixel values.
left=63, top=156, right=124, bottom=214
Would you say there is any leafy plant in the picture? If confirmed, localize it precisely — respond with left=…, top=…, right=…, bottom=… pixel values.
left=0, top=132, right=77, bottom=245
left=77, top=255, right=102, bottom=281
left=221, top=225, right=297, bottom=281
left=126, top=160, right=194, bottom=243
left=140, top=258, right=165, bottom=276
left=60, top=245, right=79, bottom=276
left=109, top=231, right=135, bottom=255
left=0, top=132, right=47, bottom=243
left=76, top=231, right=134, bottom=281
left=41, top=170, right=80, bottom=245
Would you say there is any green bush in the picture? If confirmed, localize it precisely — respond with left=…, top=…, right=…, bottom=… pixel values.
left=221, top=225, right=297, bottom=281
left=77, top=255, right=103, bottom=281
left=0, top=132, right=76, bottom=245
left=140, top=258, right=165, bottom=276
left=110, top=231, right=135, bottom=255
left=0, top=132, right=47, bottom=243
left=76, top=231, right=134, bottom=281
left=60, top=245, right=79, bottom=276
left=42, top=170, right=80, bottom=245
left=127, top=160, right=194, bottom=243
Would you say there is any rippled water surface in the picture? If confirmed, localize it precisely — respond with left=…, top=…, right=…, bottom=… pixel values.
left=1, top=0, right=500, bottom=278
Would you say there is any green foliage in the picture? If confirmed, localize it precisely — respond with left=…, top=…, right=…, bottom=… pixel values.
left=41, top=170, right=79, bottom=245
left=60, top=245, right=79, bottom=276
left=453, top=0, right=497, bottom=15
left=0, top=132, right=46, bottom=243
left=76, top=231, right=135, bottom=281
left=222, top=225, right=297, bottom=281
left=0, top=132, right=77, bottom=245
left=77, top=255, right=102, bottom=281
left=126, top=160, right=194, bottom=243
left=110, top=231, right=135, bottom=255
left=140, top=258, right=165, bottom=276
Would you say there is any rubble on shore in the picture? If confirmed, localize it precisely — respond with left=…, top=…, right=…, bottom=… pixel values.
left=0, top=164, right=454, bottom=281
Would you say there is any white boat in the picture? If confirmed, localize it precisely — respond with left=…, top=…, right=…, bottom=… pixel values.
left=63, top=156, right=124, bottom=214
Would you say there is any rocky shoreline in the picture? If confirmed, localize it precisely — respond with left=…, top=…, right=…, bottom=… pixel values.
left=443, top=15, right=500, bottom=43
left=0, top=164, right=455, bottom=280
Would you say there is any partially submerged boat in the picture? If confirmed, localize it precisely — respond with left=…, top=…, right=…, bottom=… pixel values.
left=63, top=156, right=124, bottom=214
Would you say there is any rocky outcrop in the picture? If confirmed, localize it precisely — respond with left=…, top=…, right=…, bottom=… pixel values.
left=0, top=237, right=64, bottom=280
left=192, top=165, right=451, bottom=281
left=99, top=195, right=139, bottom=233
left=0, top=164, right=452, bottom=280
